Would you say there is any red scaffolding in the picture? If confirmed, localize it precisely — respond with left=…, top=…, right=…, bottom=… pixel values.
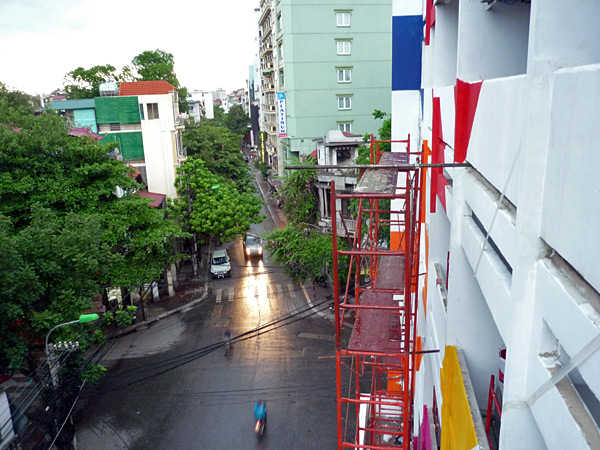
left=331, top=136, right=423, bottom=449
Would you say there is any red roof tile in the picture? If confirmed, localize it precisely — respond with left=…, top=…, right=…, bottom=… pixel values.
left=136, top=190, right=166, bottom=208
left=69, top=127, right=104, bottom=140
left=119, top=80, right=176, bottom=96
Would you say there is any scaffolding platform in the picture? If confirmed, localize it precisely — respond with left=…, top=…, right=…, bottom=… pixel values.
left=375, top=255, right=405, bottom=291
left=348, top=291, right=395, bottom=353
left=354, top=152, right=409, bottom=195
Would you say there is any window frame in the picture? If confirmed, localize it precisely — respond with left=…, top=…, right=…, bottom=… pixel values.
left=337, top=68, right=352, bottom=83
left=337, top=96, right=352, bottom=110
left=337, top=40, right=351, bottom=55
left=338, top=122, right=352, bottom=133
left=147, top=103, right=159, bottom=120
left=336, top=11, right=351, bottom=27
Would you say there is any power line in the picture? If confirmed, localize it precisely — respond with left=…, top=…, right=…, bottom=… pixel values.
left=86, top=296, right=333, bottom=394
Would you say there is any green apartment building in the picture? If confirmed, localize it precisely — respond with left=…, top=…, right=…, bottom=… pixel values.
left=258, top=0, right=392, bottom=175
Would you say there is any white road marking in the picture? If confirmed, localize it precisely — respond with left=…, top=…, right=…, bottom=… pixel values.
left=287, top=283, right=296, bottom=298
left=229, top=287, right=235, bottom=302
left=216, top=289, right=222, bottom=303
left=276, top=284, right=283, bottom=297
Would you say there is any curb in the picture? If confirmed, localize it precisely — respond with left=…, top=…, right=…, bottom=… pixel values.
left=115, top=282, right=210, bottom=338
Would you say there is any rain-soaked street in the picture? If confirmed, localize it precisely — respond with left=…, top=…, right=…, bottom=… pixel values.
left=74, top=183, right=348, bottom=449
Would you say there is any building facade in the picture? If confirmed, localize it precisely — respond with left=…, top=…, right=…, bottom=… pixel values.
left=389, top=1, right=600, bottom=448
left=258, top=0, right=392, bottom=176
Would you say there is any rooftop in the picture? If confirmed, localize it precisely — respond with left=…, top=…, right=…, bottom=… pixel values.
left=119, top=80, right=176, bottom=96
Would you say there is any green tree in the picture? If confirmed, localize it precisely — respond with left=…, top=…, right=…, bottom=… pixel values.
left=355, top=109, right=392, bottom=165
left=0, top=82, right=38, bottom=111
left=213, top=104, right=225, bottom=125
left=182, top=120, right=251, bottom=190
left=131, top=49, right=188, bottom=112
left=224, top=104, right=251, bottom=136
left=63, top=64, right=130, bottom=99
left=263, top=226, right=350, bottom=283
left=175, top=158, right=263, bottom=244
left=0, top=99, right=185, bottom=371
left=277, top=157, right=319, bottom=225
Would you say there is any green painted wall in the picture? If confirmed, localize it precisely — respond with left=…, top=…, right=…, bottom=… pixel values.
left=95, top=96, right=140, bottom=124
left=102, top=132, right=144, bottom=160
left=279, top=0, right=392, bottom=156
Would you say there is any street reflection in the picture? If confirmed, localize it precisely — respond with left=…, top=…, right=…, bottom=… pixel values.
left=244, top=259, right=269, bottom=308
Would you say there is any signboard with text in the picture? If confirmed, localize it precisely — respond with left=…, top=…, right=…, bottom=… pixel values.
left=277, top=91, right=287, bottom=137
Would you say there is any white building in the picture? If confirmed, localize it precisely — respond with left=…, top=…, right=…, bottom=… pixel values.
left=212, top=88, right=228, bottom=113
left=389, top=1, right=600, bottom=448
left=187, top=89, right=214, bottom=121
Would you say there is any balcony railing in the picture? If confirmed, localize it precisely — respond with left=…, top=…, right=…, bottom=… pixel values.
left=319, top=216, right=356, bottom=237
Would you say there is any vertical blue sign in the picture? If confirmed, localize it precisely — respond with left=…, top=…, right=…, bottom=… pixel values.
left=277, top=91, right=287, bottom=137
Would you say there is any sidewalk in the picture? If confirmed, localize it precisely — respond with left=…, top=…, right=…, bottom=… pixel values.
left=253, top=168, right=287, bottom=229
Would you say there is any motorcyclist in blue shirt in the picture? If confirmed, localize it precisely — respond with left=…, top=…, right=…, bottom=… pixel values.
left=254, top=400, right=267, bottom=423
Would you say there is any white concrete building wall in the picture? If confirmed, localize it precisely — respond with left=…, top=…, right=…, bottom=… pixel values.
left=139, top=93, right=180, bottom=199
left=395, top=0, right=600, bottom=448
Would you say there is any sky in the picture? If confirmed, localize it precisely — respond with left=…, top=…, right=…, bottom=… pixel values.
left=0, top=0, right=260, bottom=96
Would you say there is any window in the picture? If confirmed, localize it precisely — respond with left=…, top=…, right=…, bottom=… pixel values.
left=338, top=123, right=352, bottom=133
left=278, top=42, right=284, bottom=59
left=139, top=104, right=145, bottom=120
left=336, top=11, right=351, bottom=27
left=337, top=40, right=351, bottom=55
left=147, top=103, right=159, bottom=120
left=337, top=68, right=352, bottom=83
left=279, top=69, right=285, bottom=87
left=337, top=96, right=351, bottom=110
left=109, top=123, right=121, bottom=131
left=277, top=14, right=282, bottom=32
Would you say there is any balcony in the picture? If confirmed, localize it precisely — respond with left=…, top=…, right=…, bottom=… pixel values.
left=319, top=216, right=356, bottom=238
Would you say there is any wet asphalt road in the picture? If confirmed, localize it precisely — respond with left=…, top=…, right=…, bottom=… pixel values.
left=75, top=196, right=348, bottom=449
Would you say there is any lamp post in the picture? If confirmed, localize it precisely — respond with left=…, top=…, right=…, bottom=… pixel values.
left=187, top=183, right=220, bottom=276
left=45, top=314, right=100, bottom=388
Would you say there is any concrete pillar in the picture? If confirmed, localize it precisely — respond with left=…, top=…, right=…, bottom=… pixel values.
left=166, top=263, right=177, bottom=297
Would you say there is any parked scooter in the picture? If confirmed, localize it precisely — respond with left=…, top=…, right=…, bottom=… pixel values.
left=312, top=275, right=328, bottom=288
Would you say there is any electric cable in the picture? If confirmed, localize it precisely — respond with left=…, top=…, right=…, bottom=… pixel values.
left=93, top=293, right=333, bottom=382
left=86, top=297, right=334, bottom=394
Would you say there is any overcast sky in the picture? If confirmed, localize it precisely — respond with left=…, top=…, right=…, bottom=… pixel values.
left=0, top=0, right=260, bottom=95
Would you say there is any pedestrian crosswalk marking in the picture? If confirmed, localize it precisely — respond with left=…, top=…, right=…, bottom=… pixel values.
left=288, top=283, right=296, bottom=298
left=216, top=289, right=222, bottom=303
left=229, top=287, right=235, bottom=302
left=276, top=284, right=283, bottom=297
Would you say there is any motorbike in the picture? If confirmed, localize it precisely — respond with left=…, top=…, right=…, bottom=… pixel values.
left=254, top=418, right=266, bottom=437
left=254, top=401, right=267, bottom=438
left=312, top=275, right=328, bottom=288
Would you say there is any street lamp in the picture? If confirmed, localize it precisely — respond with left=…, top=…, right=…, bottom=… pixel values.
left=45, top=314, right=100, bottom=388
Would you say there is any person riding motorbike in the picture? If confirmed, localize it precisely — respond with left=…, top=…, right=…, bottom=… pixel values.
left=224, top=327, right=232, bottom=355
left=254, top=400, right=267, bottom=435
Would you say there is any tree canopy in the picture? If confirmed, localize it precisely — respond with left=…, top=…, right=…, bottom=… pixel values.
left=174, top=158, right=263, bottom=244
left=182, top=120, right=251, bottom=191
left=0, top=96, right=185, bottom=371
left=223, top=104, right=251, bottom=136
left=62, top=49, right=188, bottom=111
left=63, top=64, right=133, bottom=99
left=263, top=226, right=350, bottom=283
left=277, top=157, right=319, bottom=225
